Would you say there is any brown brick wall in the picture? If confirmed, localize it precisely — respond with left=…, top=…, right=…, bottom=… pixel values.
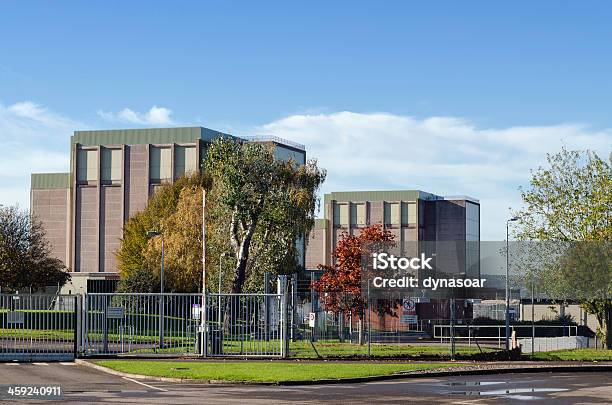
left=100, top=186, right=123, bottom=273
left=126, top=144, right=148, bottom=217
left=75, top=186, right=98, bottom=272
left=369, top=201, right=384, bottom=224
left=31, top=188, right=68, bottom=265
left=305, top=228, right=326, bottom=270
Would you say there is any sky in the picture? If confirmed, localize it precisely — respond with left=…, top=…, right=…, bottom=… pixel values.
left=0, top=1, right=611, bottom=239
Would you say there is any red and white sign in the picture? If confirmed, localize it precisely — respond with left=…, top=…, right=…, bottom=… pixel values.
left=401, top=298, right=418, bottom=324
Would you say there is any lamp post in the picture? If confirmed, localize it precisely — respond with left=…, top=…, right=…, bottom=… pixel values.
left=505, top=217, right=519, bottom=351
left=531, top=277, right=535, bottom=355
left=147, top=230, right=164, bottom=348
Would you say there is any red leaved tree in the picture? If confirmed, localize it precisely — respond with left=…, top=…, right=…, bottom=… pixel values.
left=312, top=224, right=395, bottom=320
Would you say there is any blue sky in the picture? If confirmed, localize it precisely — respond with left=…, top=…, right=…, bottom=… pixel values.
left=1, top=1, right=611, bottom=239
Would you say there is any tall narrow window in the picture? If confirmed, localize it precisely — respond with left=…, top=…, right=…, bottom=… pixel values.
left=175, top=146, right=197, bottom=178
left=77, top=149, right=98, bottom=183
left=401, top=202, right=417, bottom=225
left=334, top=203, right=349, bottom=227
left=351, top=203, right=366, bottom=226
left=101, top=148, right=122, bottom=183
left=384, top=202, right=399, bottom=225
left=150, top=147, right=171, bottom=183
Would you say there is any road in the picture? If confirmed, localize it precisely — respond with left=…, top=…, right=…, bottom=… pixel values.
left=0, top=362, right=610, bottom=404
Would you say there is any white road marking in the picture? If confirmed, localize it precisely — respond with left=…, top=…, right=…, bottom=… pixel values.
left=6, top=363, right=20, bottom=365
left=33, top=362, right=49, bottom=366
left=122, top=377, right=168, bottom=392
left=60, top=362, right=75, bottom=366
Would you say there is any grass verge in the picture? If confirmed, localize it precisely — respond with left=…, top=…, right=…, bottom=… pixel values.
left=528, top=349, right=612, bottom=361
left=93, top=360, right=462, bottom=383
left=289, top=341, right=494, bottom=358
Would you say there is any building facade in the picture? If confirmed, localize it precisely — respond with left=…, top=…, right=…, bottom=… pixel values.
left=305, top=190, right=480, bottom=276
left=31, top=127, right=305, bottom=293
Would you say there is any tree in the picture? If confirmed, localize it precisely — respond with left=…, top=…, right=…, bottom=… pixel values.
left=116, top=175, right=206, bottom=292
left=0, top=205, right=70, bottom=292
left=116, top=138, right=326, bottom=294
left=514, top=148, right=612, bottom=348
left=312, top=225, right=396, bottom=319
left=205, top=138, right=326, bottom=293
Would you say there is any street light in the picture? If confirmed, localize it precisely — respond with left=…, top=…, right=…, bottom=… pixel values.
left=505, top=217, right=519, bottom=351
left=147, top=230, right=165, bottom=348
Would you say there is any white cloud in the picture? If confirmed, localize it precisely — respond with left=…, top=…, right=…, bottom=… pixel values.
left=0, top=101, right=78, bottom=208
left=98, top=106, right=174, bottom=125
left=3, top=104, right=611, bottom=240
left=259, top=111, right=612, bottom=240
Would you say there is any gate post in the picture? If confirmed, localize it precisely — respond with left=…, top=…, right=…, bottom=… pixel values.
left=278, top=275, right=289, bottom=358
left=73, top=295, right=79, bottom=358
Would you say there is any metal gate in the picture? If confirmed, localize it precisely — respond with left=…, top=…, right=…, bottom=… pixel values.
left=205, top=293, right=287, bottom=357
left=0, top=294, right=77, bottom=362
left=81, top=293, right=203, bottom=356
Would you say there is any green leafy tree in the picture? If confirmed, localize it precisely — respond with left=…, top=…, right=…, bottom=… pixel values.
left=0, top=205, right=70, bottom=292
left=116, top=138, right=326, bottom=295
left=205, top=137, right=326, bottom=293
left=514, top=148, right=612, bottom=348
left=116, top=175, right=205, bottom=292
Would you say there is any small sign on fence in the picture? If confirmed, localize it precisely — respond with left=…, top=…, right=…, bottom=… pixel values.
left=7, top=311, right=24, bottom=324
left=308, top=312, right=316, bottom=328
left=401, top=314, right=418, bottom=324
left=401, top=298, right=417, bottom=324
left=402, top=298, right=416, bottom=311
left=106, top=306, right=124, bottom=319
left=191, top=304, right=201, bottom=319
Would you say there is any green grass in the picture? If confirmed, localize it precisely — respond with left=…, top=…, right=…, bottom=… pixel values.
left=528, top=349, right=612, bottom=361
left=94, top=360, right=462, bottom=382
left=0, top=329, right=74, bottom=340
left=289, top=340, right=494, bottom=358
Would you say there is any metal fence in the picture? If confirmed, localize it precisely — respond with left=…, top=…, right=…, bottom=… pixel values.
left=205, top=293, right=287, bottom=357
left=0, top=294, right=77, bottom=361
left=433, top=324, right=579, bottom=348
left=81, top=292, right=288, bottom=358
left=82, top=293, right=203, bottom=356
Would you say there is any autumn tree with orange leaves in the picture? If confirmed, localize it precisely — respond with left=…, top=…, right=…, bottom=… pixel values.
left=312, top=224, right=396, bottom=321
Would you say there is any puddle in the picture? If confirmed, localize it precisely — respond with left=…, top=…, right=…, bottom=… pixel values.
left=446, top=381, right=505, bottom=387
left=451, top=388, right=570, bottom=397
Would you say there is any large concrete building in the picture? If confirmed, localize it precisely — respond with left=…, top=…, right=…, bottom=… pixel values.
left=305, top=190, right=480, bottom=277
left=31, top=127, right=305, bottom=293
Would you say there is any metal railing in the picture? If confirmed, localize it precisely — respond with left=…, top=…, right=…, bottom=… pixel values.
left=205, top=293, right=286, bottom=357
left=434, top=324, right=579, bottom=348
left=0, top=291, right=289, bottom=360
left=82, top=293, right=203, bottom=356
left=0, top=294, right=77, bottom=361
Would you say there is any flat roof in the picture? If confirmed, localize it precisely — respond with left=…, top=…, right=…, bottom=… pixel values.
left=324, top=190, right=479, bottom=204
left=71, top=127, right=234, bottom=146
left=31, top=173, right=70, bottom=189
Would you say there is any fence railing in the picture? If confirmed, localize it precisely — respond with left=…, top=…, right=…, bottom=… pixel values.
left=433, top=324, right=579, bottom=347
left=82, top=293, right=204, bottom=357
left=0, top=294, right=77, bottom=361
left=205, top=293, right=286, bottom=357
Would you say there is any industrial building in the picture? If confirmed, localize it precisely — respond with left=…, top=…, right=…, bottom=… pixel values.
left=30, top=127, right=305, bottom=293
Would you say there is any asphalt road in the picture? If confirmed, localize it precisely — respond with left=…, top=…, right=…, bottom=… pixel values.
left=0, top=362, right=610, bottom=404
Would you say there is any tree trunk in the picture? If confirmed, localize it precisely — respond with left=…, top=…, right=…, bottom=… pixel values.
left=606, top=302, right=612, bottom=350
